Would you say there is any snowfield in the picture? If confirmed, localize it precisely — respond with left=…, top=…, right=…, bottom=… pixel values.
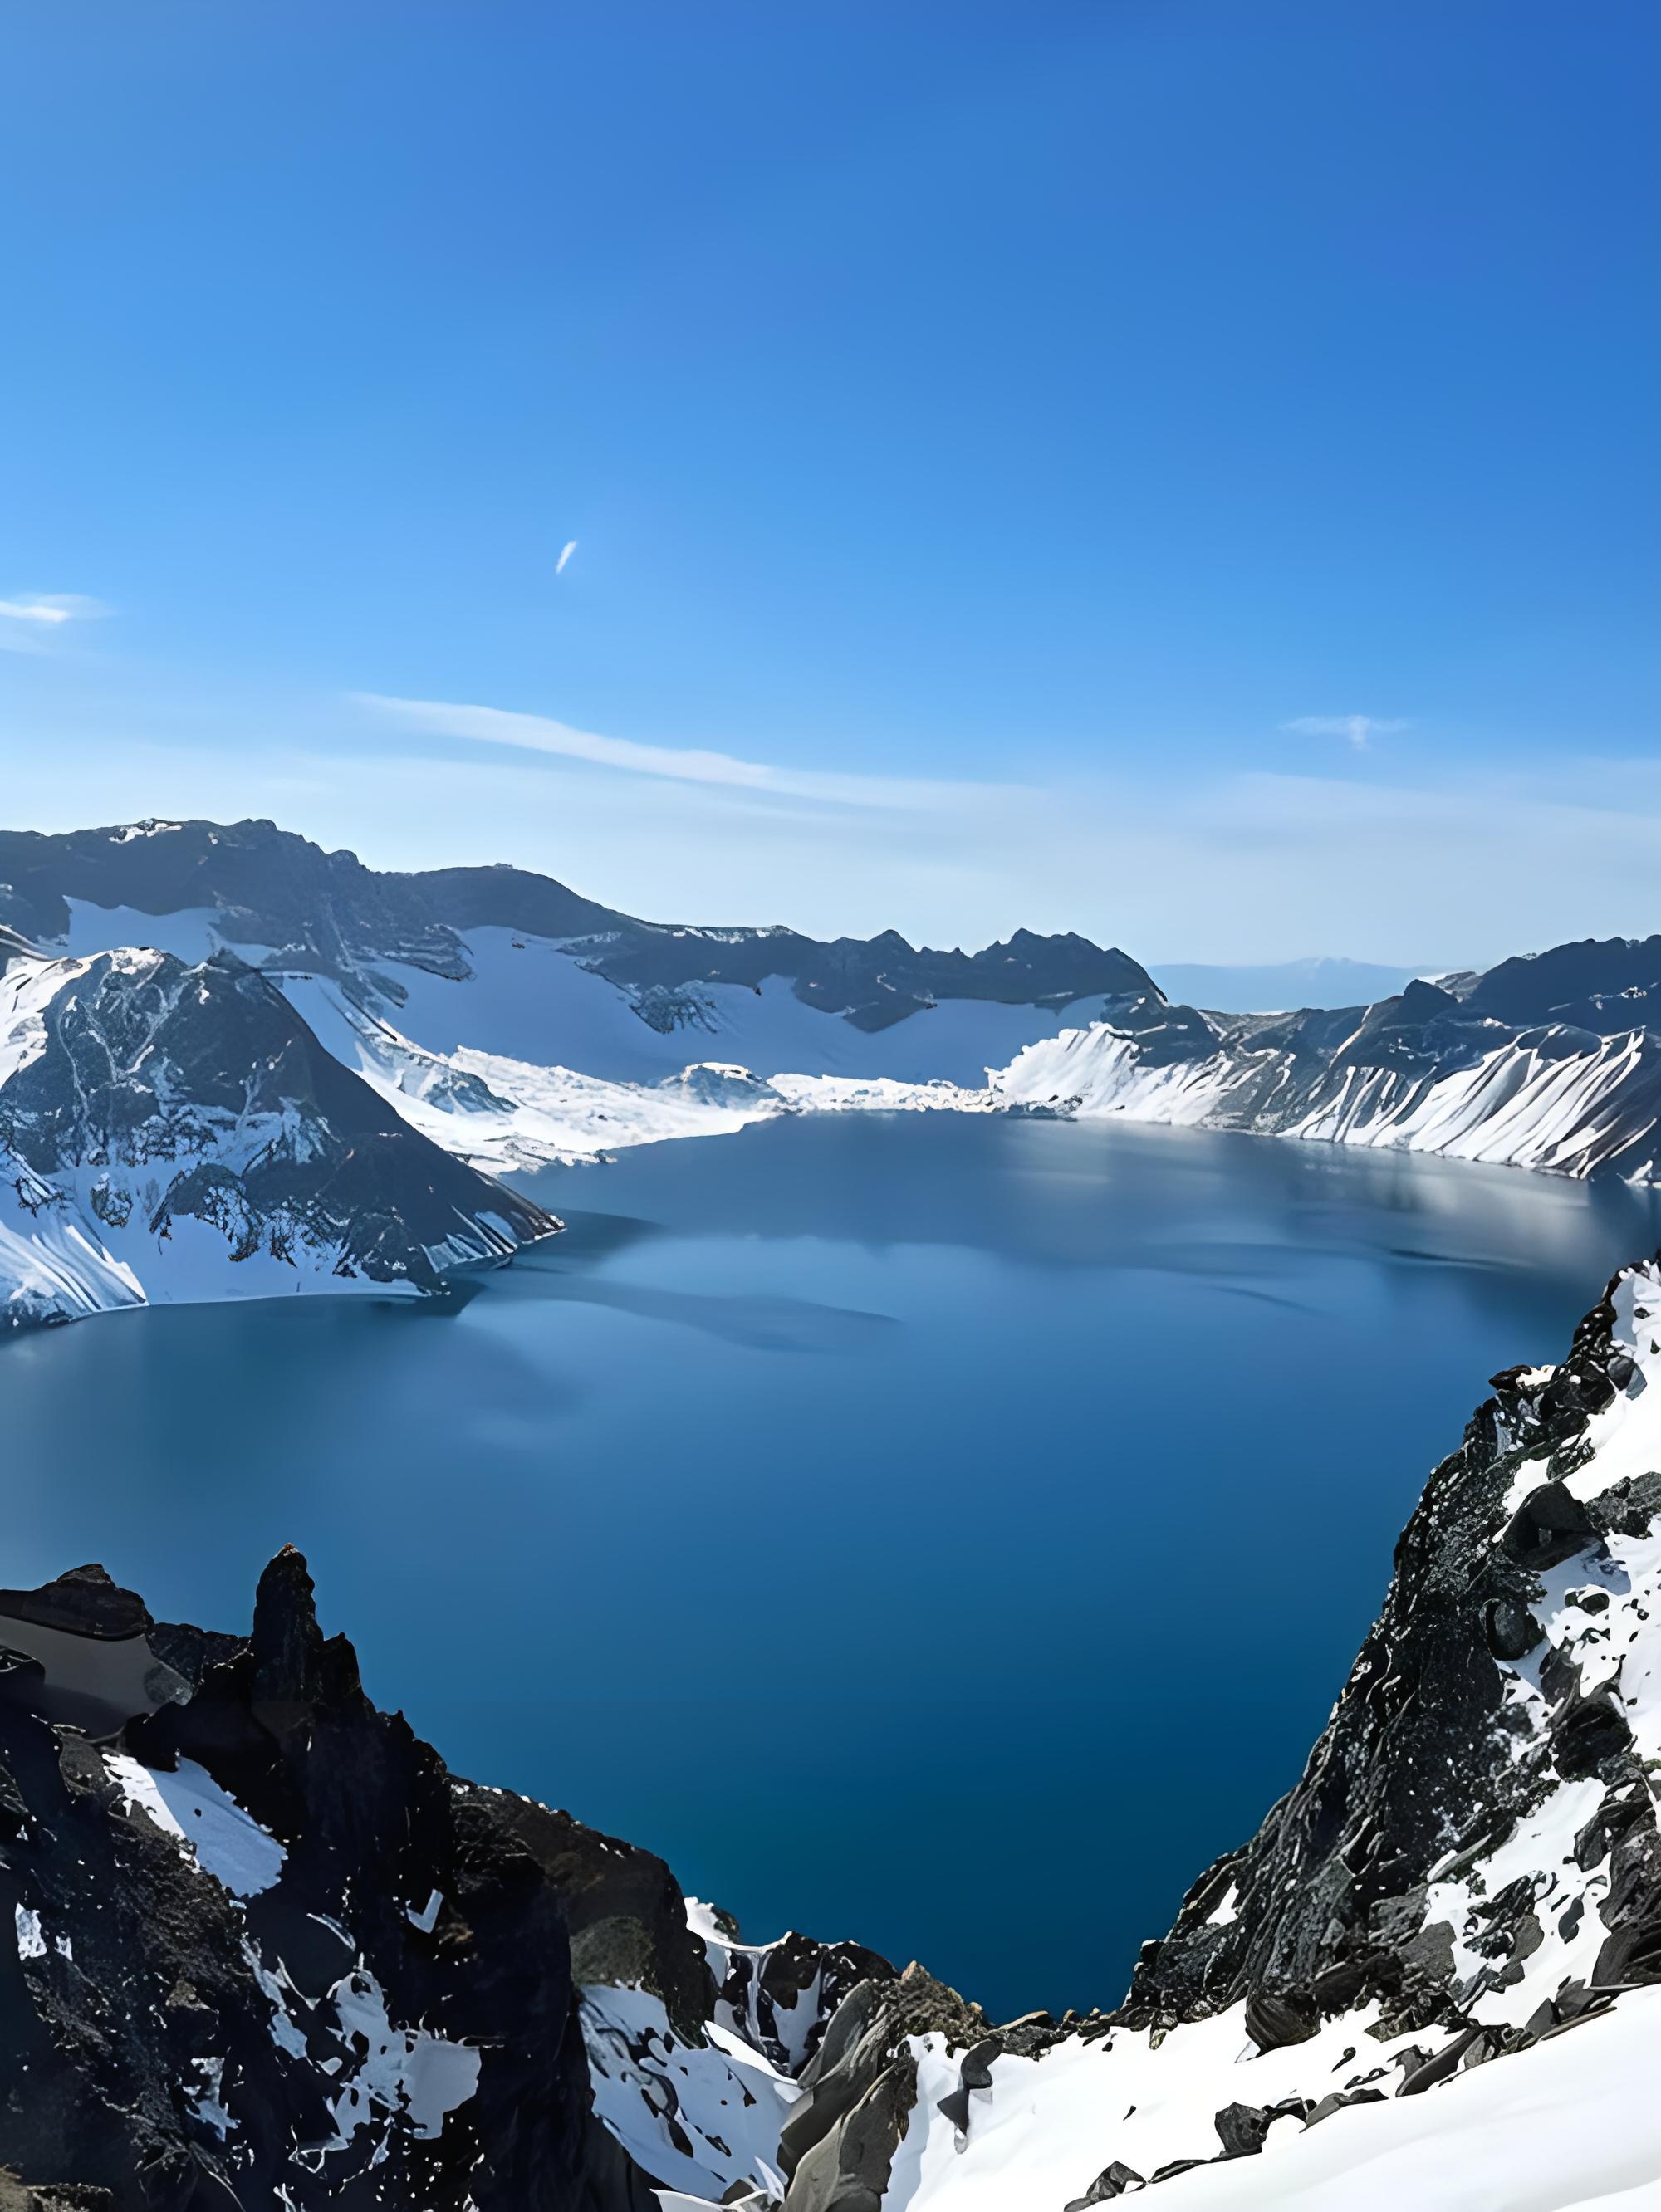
left=893, top=1986, right=1661, bottom=2212
left=276, top=971, right=788, bottom=1168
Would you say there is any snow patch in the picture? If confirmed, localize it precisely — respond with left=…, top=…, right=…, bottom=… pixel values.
left=105, top=1753, right=287, bottom=1897
left=579, top=1980, right=799, bottom=2201
left=326, top=1967, right=481, bottom=2144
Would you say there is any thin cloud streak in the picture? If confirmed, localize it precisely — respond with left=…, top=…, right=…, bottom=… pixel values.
left=0, top=594, right=110, bottom=652
left=13, top=717, right=1661, bottom=967
left=1282, top=713, right=1409, bottom=751
left=354, top=692, right=1017, bottom=811
left=555, top=540, right=577, bottom=575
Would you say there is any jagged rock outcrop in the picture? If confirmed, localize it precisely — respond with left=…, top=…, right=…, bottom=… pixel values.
left=0, top=1549, right=654, bottom=2210
left=778, top=1967, right=987, bottom=2212
left=0, top=942, right=556, bottom=1330
left=1121, top=1270, right=1660, bottom=2038
left=0, top=1554, right=899, bottom=2212
left=693, top=1901, right=894, bottom=2077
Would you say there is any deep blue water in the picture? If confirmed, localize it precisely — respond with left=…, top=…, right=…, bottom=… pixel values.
left=7, top=1114, right=1661, bottom=2021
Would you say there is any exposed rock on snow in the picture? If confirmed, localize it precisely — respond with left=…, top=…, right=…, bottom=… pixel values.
left=576, top=1891, right=898, bottom=2207
left=688, top=1897, right=894, bottom=2078
left=0, top=942, right=556, bottom=1332
left=0, top=1546, right=666, bottom=2210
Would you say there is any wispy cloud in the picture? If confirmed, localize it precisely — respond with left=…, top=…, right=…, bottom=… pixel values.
left=1282, top=713, right=1409, bottom=751
left=354, top=692, right=1010, bottom=811
left=555, top=540, right=577, bottom=575
left=0, top=593, right=110, bottom=653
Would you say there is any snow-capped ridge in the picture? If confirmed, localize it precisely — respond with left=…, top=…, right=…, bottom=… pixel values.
left=0, top=941, right=556, bottom=1331
left=990, top=989, right=1661, bottom=1182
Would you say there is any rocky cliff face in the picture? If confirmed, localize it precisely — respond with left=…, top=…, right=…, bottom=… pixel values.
left=0, top=943, right=556, bottom=1331
left=1120, top=1275, right=1661, bottom=2042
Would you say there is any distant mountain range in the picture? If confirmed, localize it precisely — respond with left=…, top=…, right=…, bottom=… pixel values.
left=1146, top=955, right=1433, bottom=1013
left=7, top=814, right=1661, bottom=1331
left=0, top=817, right=1149, bottom=1037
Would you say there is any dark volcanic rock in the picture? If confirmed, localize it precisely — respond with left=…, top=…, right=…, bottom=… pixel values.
left=1117, top=1266, right=1661, bottom=2051
left=474, top=1792, right=718, bottom=2047
left=703, top=1914, right=896, bottom=2078
left=0, top=1568, right=150, bottom=1642
left=783, top=2048, right=919, bottom=2212
left=1062, top=2161, right=1145, bottom=2205
left=0, top=1550, right=655, bottom=2211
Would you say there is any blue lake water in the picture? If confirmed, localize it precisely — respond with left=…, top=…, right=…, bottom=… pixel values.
left=6, top=1113, right=1661, bottom=2020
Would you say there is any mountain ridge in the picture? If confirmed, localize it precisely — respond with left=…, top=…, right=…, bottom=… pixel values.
left=17, top=814, right=1661, bottom=1225
left=0, top=940, right=556, bottom=1332
left=0, top=819, right=1154, bottom=1032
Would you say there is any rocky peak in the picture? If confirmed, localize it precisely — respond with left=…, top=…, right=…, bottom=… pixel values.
left=0, top=942, right=559, bottom=1334
left=247, top=1546, right=365, bottom=1744
left=0, top=1566, right=152, bottom=1643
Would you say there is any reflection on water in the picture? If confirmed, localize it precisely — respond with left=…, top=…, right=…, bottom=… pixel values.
left=3, top=1113, right=1659, bottom=2020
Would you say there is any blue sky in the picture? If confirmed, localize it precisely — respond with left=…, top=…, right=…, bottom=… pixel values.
left=3, top=2, right=1657, bottom=963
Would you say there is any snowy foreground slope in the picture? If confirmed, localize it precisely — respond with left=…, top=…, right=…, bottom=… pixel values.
left=7, top=1267, right=1661, bottom=2206
left=0, top=941, right=555, bottom=1330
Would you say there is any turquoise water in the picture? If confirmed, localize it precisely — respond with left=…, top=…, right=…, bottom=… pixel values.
left=6, top=1114, right=1659, bottom=2019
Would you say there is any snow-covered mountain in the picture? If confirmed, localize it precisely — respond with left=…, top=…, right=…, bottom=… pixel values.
left=24, top=817, right=1661, bottom=1192
left=772, top=952, right=1661, bottom=1190
left=3, top=817, right=1151, bottom=1085
left=0, top=940, right=556, bottom=1331
left=7, top=1261, right=1661, bottom=2207
left=0, top=815, right=1164, bottom=1178
left=991, top=960, right=1661, bottom=1178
